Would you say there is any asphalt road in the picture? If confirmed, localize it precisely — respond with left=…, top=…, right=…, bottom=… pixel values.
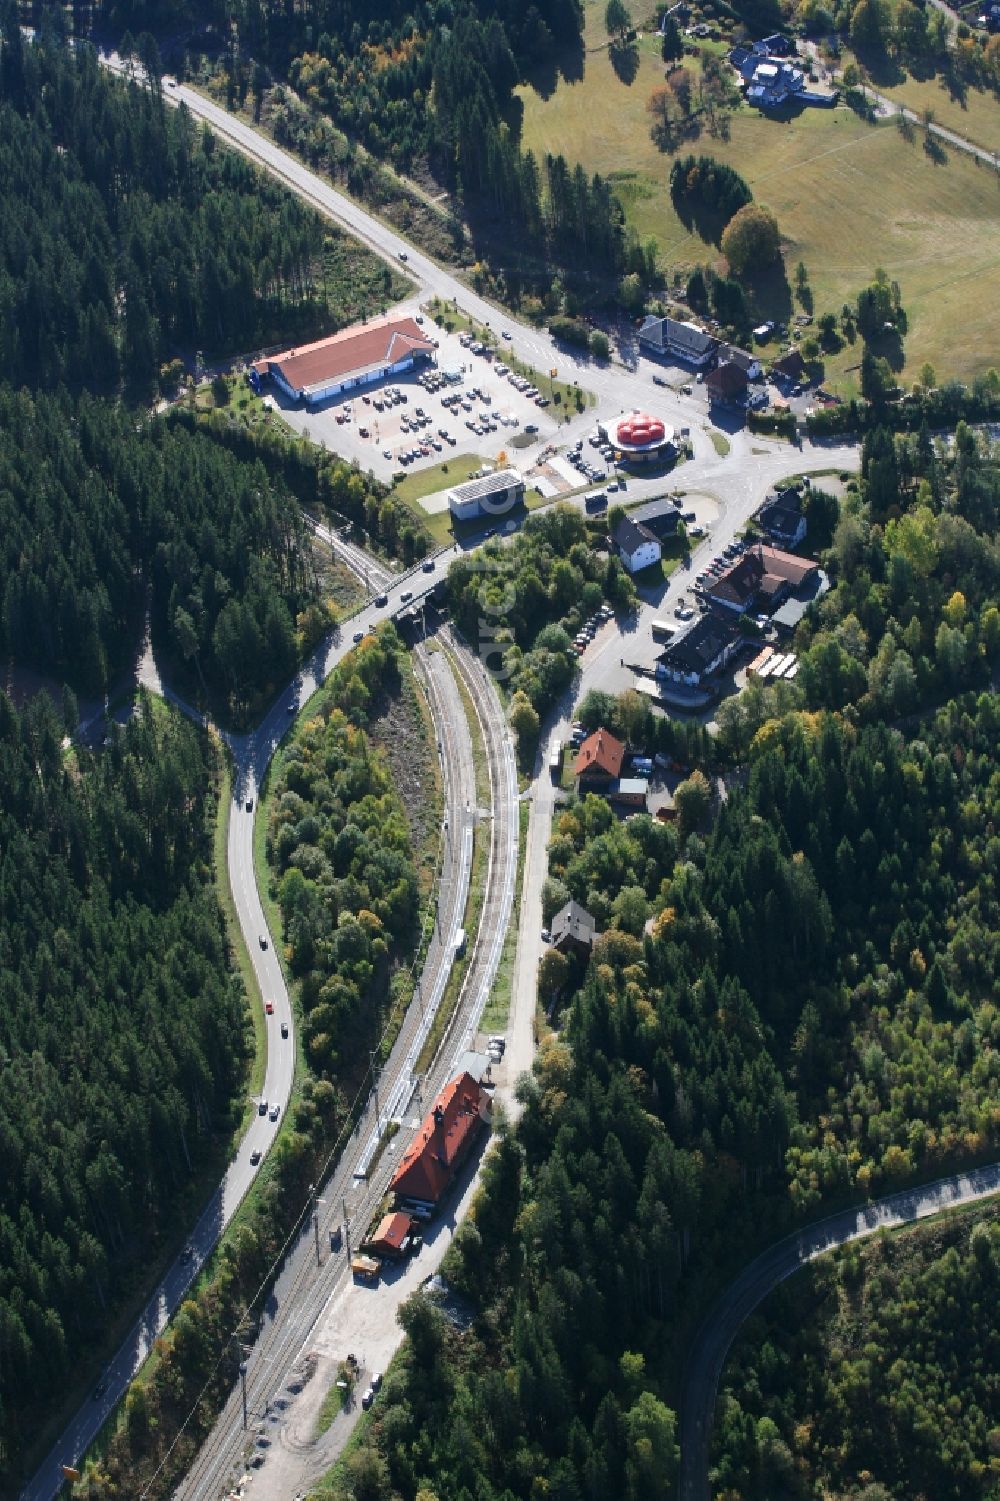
left=679, top=1162, right=1000, bottom=1501
left=22, top=49, right=857, bottom=1501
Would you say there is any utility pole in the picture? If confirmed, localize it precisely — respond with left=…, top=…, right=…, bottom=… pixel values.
left=370, top=1051, right=383, bottom=1135
left=308, top=1183, right=321, bottom=1267
left=233, top=1334, right=248, bottom=1429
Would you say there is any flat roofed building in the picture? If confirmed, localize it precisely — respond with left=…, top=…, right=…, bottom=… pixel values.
left=448, top=468, right=525, bottom=521
left=252, top=316, right=436, bottom=407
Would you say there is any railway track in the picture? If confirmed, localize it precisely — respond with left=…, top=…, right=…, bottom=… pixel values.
left=173, top=631, right=517, bottom=1501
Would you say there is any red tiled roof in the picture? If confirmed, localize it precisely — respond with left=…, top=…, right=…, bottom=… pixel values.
left=253, top=317, right=436, bottom=393
left=573, top=727, right=626, bottom=780
left=759, top=544, right=816, bottom=586
left=369, top=1211, right=412, bottom=1255
left=390, top=1072, right=485, bottom=1205
left=706, top=362, right=747, bottom=397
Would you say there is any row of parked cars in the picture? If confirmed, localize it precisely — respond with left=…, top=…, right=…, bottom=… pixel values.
left=694, top=538, right=750, bottom=592
left=572, top=603, right=614, bottom=655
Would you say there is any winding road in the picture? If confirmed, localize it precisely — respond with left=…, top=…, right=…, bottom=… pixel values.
left=23, top=46, right=969, bottom=1501
left=679, top=1163, right=1000, bottom=1501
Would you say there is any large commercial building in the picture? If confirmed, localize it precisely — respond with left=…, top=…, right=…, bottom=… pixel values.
left=448, top=468, right=525, bottom=522
left=390, top=1070, right=491, bottom=1216
left=251, top=316, right=437, bottom=407
left=656, top=615, right=743, bottom=686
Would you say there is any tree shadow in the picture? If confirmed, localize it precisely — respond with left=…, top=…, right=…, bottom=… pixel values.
left=923, top=131, right=948, bottom=165
left=869, top=326, right=906, bottom=373
left=853, top=47, right=905, bottom=88
left=521, top=33, right=585, bottom=101
left=669, top=192, right=729, bottom=247
left=609, top=43, right=641, bottom=85
left=744, top=260, right=794, bottom=325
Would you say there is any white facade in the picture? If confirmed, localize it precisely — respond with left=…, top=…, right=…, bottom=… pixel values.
left=620, top=537, right=662, bottom=574
left=448, top=468, right=525, bottom=521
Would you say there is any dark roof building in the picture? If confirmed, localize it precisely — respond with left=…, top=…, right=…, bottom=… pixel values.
left=390, top=1071, right=489, bottom=1211
left=639, top=314, right=719, bottom=368
left=574, top=727, right=626, bottom=786
left=771, top=347, right=807, bottom=381
left=628, top=499, right=681, bottom=540
left=656, top=615, right=743, bottom=686
left=550, top=899, right=598, bottom=958
left=717, top=344, right=762, bottom=379
left=706, top=543, right=819, bottom=614
left=706, top=361, right=748, bottom=405
left=758, top=488, right=807, bottom=548
left=611, top=514, right=662, bottom=574
left=608, top=777, right=649, bottom=808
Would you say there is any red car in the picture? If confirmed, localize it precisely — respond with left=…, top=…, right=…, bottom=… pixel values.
left=265, top=1001, right=274, bottom=1015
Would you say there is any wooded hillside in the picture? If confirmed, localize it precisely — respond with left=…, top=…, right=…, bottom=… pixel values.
left=0, top=14, right=389, bottom=394
left=0, top=693, right=248, bottom=1481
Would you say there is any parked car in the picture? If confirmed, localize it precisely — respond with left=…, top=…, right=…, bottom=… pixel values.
left=362, top=1388, right=375, bottom=1410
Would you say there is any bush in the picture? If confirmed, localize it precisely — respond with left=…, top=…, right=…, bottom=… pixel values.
left=590, top=330, right=610, bottom=360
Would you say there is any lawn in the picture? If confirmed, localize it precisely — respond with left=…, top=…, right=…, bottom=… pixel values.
left=874, top=69, right=1000, bottom=157
left=517, top=3, right=1000, bottom=388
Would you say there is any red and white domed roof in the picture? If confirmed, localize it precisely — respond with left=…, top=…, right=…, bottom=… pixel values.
left=616, top=412, right=667, bottom=448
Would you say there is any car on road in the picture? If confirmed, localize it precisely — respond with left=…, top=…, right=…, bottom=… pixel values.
left=541, top=928, right=551, bottom=942
left=524, top=423, right=538, bottom=434
left=652, top=374, right=666, bottom=386
left=286, top=701, right=297, bottom=714
left=92, top=1380, right=108, bottom=1402
left=353, top=630, right=365, bottom=643
left=371, top=1372, right=383, bottom=1391
left=269, top=1103, right=280, bottom=1122
left=398, top=250, right=408, bottom=261
left=502, top=330, right=512, bottom=340
left=676, top=605, right=695, bottom=621
left=180, top=1244, right=194, bottom=1262
left=246, top=798, right=253, bottom=812
left=400, top=590, right=413, bottom=603
left=374, top=593, right=388, bottom=607
left=422, top=559, right=435, bottom=572
left=265, top=1000, right=274, bottom=1014
left=281, top=1021, right=289, bottom=1039
left=259, top=934, right=268, bottom=949
left=250, top=1148, right=262, bottom=1166
left=382, top=448, right=392, bottom=459
left=362, top=1388, right=375, bottom=1410
left=258, top=1099, right=268, bottom=1116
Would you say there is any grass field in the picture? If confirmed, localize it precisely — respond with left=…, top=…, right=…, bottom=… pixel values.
left=517, top=3, right=1000, bottom=387
left=874, top=69, right=1000, bottom=157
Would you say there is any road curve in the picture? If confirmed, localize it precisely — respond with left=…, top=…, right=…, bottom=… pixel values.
left=679, top=1162, right=1000, bottom=1501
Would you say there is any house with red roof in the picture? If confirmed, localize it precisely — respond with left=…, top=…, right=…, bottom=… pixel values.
left=367, top=1210, right=417, bottom=1260
left=573, top=728, right=626, bottom=791
left=390, top=1071, right=490, bottom=1214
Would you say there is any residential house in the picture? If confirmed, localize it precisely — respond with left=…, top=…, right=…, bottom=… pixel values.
left=550, top=899, right=598, bottom=959
left=390, top=1070, right=491, bottom=1215
left=706, top=361, right=748, bottom=406
left=771, top=347, right=807, bottom=383
left=758, top=487, right=807, bottom=548
left=656, top=615, right=743, bottom=686
left=705, top=543, right=819, bottom=615
left=611, top=514, right=662, bottom=574
left=627, top=499, right=681, bottom=541
left=639, top=314, right=719, bottom=368
left=755, top=32, right=795, bottom=55
left=718, top=344, right=762, bottom=380
left=574, top=727, right=626, bottom=790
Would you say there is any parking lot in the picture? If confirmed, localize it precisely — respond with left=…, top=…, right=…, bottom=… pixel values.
left=268, top=310, right=567, bottom=483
